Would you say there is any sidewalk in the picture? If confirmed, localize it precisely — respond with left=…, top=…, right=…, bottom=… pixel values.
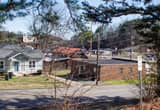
left=48, top=75, right=83, bottom=87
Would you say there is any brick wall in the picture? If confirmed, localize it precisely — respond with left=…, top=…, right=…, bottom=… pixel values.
left=70, top=60, right=97, bottom=80
left=99, top=64, right=146, bottom=81
left=43, top=60, right=69, bottom=73
left=70, top=60, right=146, bottom=81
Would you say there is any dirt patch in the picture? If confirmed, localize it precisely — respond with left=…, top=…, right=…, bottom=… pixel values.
left=121, top=98, right=160, bottom=110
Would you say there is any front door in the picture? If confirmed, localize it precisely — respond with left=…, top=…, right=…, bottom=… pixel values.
left=14, top=62, right=19, bottom=72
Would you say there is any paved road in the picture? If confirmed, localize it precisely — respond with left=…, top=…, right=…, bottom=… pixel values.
left=0, top=84, right=140, bottom=109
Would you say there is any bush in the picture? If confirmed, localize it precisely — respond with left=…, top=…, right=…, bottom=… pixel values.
left=37, top=70, right=42, bottom=75
left=0, top=71, right=7, bottom=76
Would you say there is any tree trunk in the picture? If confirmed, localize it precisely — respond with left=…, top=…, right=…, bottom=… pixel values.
left=156, top=52, right=160, bottom=96
left=90, top=37, right=92, bottom=50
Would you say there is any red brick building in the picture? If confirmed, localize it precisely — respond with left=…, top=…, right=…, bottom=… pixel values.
left=70, top=58, right=146, bottom=81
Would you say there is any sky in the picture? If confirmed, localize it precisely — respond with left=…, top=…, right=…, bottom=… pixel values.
left=2, top=0, right=103, bottom=35
left=2, top=0, right=158, bottom=39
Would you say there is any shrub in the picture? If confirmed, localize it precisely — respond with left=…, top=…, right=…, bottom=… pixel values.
left=0, top=71, right=7, bottom=76
left=37, top=70, right=42, bottom=75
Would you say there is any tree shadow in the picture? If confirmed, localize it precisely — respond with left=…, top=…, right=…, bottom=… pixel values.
left=0, top=94, right=139, bottom=110
left=58, top=74, right=95, bottom=82
left=0, top=96, right=54, bottom=109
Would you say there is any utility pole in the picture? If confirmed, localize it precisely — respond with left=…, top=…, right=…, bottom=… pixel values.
left=139, top=70, right=143, bottom=110
left=90, top=22, right=93, bottom=51
left=96, top=33, right=100, bottom=85
left=138, top=56, right=143, bottom=110
left=129, top=24, right=133, bottom=60
left=90, top=36, right=93, bottom=51
left=129, top=48, right=132, bottom=60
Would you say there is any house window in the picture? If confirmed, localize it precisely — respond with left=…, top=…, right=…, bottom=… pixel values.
left=0, top=61, right=4, bottom=69
left=78, top=65, right=85, bottom=74
left=29, top=61, right=35, bottom=68
left=93, top=67, right=96, bottom=73
left=80, top=65, right=85, bottom=71
left=119, top=68, right=123, bottom=74
left=128, top=67, right=133, bottom=73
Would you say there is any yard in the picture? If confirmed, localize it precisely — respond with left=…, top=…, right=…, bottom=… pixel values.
left=102, top=79, right=139, bottom=85
left=102, top=77, right=153, bottom=85
left=0, top=75, right=64, bottom=90
left=52, top=69, right=70, bottom=76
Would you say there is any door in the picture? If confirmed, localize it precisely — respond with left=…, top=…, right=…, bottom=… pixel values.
left=14, top=62, right=19, bottom=72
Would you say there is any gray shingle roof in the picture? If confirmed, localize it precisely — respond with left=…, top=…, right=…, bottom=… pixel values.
left=0, top=49, right=16, bottom=59
left=2, top=44, right=22, bottom=51
left=14, top=53, right=29, bottom=61
left=0, top=44, right=43, bottom=59
left=23, top=49, right=43, bottom=59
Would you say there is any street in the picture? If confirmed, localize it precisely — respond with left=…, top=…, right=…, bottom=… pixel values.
left=0, top=84, right=140, bottom=109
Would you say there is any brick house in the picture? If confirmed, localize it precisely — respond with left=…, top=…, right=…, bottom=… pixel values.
left=43, top=47, right=88, bottom=74
left=70, top=58, right=146, bottom=81
left=43, top=57, right=70, bottom=74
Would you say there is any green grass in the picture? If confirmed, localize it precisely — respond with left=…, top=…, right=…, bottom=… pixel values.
left=52, top=69, right=70, bottom=76
left=102, top=77, right=155, bottom=85
left=103, top=79, right=139, bottom=85
left=0, top=76, right=64, bottom=90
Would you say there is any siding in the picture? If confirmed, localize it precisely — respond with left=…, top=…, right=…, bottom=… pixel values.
left=23, top=59, right=43, bottom=74
left=7, top=58, right=43, bottom=75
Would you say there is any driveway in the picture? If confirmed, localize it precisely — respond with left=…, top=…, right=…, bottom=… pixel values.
left=0, top=84, right=140, bottom=109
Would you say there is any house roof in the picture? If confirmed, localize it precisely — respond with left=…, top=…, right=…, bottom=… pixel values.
left=0, top=44, right=43, bottom=59
left=72, top=58, right=137, bottom=65
left=89, top=59, right=137, bottom=65
left=23, top=49, right=43, bottom=59
left=2, top=44, right=22, bottom=51
left=0, top=49, right=16, bottom=59
left=53, top=47, right=81, bottom=55
left=14, top=53, right=29, bottom=61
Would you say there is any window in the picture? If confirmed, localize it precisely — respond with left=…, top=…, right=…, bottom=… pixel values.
left=78, top=65, right=85, bottom=74
left=80, top=65, right=85, bottom=71
left=0, top=61, right=4, bottom=69
left=29, top=61, right=35, bottom=68
left=128, top=67, right=133, bottom=73
left=93, top=67, right=96, bottom=73
left=119, top=68, right=123, bottom=74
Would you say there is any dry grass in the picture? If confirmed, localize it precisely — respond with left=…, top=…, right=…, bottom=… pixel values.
left=0, top=75, right=64, bottom=90
left=52, top=69, right=71, bottom=76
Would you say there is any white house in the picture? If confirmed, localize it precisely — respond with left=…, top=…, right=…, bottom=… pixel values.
left=23, top=35, right=37, bottom=43
left=0, top=44, right=43, bottom=76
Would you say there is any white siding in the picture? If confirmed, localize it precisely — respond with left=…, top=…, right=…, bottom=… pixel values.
left=23, top=35, right=37, bottom=43
left=22, top=59, right=43, bottom=74
left=9, top=58, right=43, bottom=75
